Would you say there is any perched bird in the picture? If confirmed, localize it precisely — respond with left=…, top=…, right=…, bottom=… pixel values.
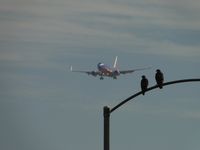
left=155, top=69, right=164, bottom=89
left=141, top=75, right=149, bottom=95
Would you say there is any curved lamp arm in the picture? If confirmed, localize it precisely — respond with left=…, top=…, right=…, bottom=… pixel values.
left=110, top=78, right=200, bottom=113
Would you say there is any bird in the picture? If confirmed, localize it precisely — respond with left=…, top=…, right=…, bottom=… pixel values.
left=155, top=69, right=164, bottom=89
left=141, top=75, right=149, bottom=95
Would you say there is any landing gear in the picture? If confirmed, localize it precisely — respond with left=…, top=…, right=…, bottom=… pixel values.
left=100, top=76, right=104, bottom=80
left=113, top=76, right=117, bottom=79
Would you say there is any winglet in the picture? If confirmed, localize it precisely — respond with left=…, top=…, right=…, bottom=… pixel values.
left=113, top=56, right=118, bottom=68
left=70, top=66, right=73, bottom=72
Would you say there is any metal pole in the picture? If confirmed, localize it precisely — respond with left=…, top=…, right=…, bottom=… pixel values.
left=104, top=106, right=110, bottom=150
left=102, top=78, right=200, bottom=150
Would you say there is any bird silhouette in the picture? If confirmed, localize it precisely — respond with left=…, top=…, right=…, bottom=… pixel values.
left=155, top=69, right=164, bottom=89
left=141, top=75, right=149, bottom=95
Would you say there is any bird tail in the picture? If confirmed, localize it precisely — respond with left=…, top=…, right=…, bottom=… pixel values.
left=142, top=91, right=145, bottom=95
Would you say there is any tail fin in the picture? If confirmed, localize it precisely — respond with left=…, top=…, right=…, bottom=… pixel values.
left=113, top=56, right=118, bottom=68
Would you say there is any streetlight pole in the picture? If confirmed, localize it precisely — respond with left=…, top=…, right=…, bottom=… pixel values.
left=103, top=78, right=200, bottom=150
left=103, top=106, right=110, bottom=150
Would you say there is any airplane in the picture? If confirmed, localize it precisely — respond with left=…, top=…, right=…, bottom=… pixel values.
left=70, top=56, right=151, bottom=80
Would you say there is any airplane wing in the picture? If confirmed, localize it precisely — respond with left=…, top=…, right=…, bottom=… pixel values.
left=70, top=66, right=100, bottom=76
left=119, top=67, right=151, bottom=74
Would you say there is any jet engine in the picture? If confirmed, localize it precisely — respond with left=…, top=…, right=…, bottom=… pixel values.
left=112, top=70, right=120, bottom=79
left=91, top=71, right=97, bottom=77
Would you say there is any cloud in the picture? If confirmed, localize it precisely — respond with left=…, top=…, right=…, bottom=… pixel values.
left=1, top=0, right=200, bottom=99
left=1, top=0, right=200, bottom=57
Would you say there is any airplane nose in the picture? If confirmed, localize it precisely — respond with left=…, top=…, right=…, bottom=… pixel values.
left=97, top=63, right=104, bottom=68
left=97, top=63, right=101, bottom=69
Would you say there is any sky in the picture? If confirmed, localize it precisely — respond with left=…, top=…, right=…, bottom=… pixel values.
left=0, top=0, right=200, bottom=150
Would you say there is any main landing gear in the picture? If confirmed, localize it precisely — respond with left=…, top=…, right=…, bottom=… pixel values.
left=100, top=76, right=104, bottom=80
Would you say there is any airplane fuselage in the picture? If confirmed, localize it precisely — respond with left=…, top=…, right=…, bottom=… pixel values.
left=97, top=63, right=119, bottom=78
